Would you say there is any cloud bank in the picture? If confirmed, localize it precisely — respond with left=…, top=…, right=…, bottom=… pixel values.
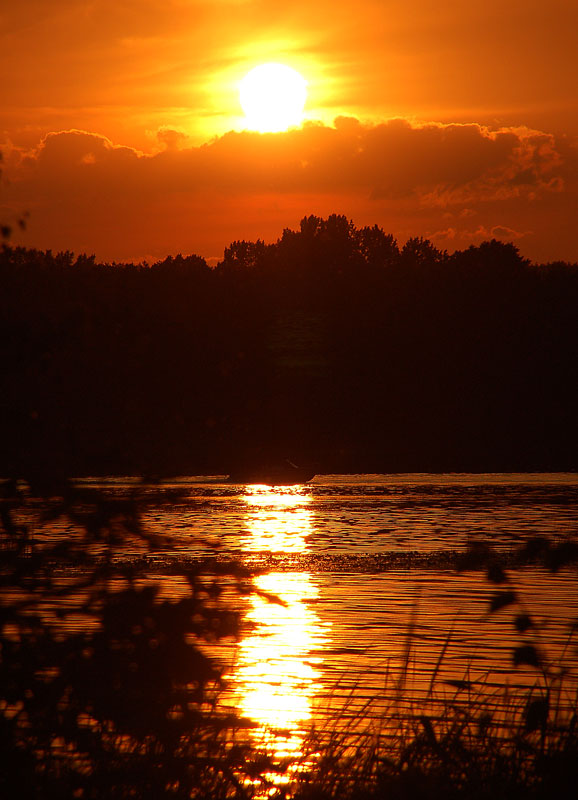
left=2, top=118, right=576, bottom=263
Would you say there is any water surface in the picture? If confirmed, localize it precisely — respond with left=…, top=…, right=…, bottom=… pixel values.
left=18, top=473, right=578, bottom=765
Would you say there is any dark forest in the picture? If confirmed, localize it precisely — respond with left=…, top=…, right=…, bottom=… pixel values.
left=2, top=214, right=577, bottom=479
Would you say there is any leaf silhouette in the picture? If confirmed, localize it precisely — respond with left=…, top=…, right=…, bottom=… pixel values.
left=444, top=679, right=474, bottom=691
left=487, top=563, right=508, bottom=584
left=489, top=590, right=517, bottom=613
left=513, top=645, right=541, bottom=668
left=524, top=697, right=549, bottom=732
left=514, top=613, right=533, bottom=633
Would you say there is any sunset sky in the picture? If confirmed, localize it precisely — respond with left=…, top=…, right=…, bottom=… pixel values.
left=1, top=0, right=577, bottom=263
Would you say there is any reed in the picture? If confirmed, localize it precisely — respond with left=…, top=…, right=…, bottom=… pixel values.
left=291, top=540, right=578, bottom=800
left=292, top=674, right=577, bottom=800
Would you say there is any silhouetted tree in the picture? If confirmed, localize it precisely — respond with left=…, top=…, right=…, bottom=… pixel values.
left=400, top=236, right=446, bottom=266
left=221, top=239, right=269, bottom=272
left=356, top=224, right=399, bottom=269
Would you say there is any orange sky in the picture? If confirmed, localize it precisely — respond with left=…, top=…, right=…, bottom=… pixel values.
left=1, top=0, right=577, bottom=263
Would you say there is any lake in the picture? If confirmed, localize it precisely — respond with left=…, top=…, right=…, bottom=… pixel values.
left=25, top=472, right=578, bottom=771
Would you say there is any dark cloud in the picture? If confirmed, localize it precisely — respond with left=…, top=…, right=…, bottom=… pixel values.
left=19, top=119, right=566, bottom=199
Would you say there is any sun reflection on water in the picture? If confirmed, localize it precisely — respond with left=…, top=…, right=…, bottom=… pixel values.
left=240, top=484, right=313, bottom=552
left=227, top=484, right=329, bottom=780
left=237, top=572, right=323, bottom=759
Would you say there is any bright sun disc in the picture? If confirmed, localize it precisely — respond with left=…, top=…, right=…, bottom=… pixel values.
left=240, top=63, right=307, bottom=133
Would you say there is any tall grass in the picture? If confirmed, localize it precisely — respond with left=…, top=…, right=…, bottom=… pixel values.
left=293, top=670, right=577, bottom=800
left=292, top=539, right=578, bottom=800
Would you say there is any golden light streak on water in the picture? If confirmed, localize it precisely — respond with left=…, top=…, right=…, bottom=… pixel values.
left=240, top=484, right=313, bottom=553
left=227, top=484, right=330, bottom=784
left=237, top=572, right=324, bottom=759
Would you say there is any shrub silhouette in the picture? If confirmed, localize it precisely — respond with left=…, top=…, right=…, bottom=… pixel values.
left=0, top=480, right=263, bottom=799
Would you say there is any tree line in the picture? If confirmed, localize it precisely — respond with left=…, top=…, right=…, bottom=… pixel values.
left=1, top=215, right=577, bottom=478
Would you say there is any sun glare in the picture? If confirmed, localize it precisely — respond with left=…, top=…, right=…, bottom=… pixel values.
left=240, top=63, right=307, bottom=133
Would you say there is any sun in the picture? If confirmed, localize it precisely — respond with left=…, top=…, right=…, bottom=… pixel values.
left=240, top=63, right=307, bottom=133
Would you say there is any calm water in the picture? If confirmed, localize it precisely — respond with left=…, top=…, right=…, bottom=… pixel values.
left=19, top=474, right=578, bottom=765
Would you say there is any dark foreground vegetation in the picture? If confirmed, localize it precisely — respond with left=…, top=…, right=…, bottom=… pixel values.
left=2, top=215, right=578, bottom=478
left=0, top=481, right=259, bottom=799
left=1, top=481, right=578, bottom=799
